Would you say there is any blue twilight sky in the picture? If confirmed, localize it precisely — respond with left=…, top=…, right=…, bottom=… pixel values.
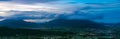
left=0, top=0, right=120, bottom=23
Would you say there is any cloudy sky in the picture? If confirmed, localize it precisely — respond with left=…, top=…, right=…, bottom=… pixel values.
left=0, top=0, right=120, bottom=23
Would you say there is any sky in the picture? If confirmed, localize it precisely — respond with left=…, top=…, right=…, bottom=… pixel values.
left=0, top=0, right=120, bottom=23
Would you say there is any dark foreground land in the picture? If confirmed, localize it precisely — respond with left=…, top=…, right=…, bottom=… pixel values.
left=0, top=27, right=120, bottom=39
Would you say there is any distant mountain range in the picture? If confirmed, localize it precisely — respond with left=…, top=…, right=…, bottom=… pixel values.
left=0, top=19, right=108, bottom=30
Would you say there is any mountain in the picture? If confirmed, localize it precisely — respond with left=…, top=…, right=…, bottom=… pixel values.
left=0, top=19, right=108, bottom=30
left=0, top=19, right=41, bottom=28
left=44, top=19, right=106, bottom=29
